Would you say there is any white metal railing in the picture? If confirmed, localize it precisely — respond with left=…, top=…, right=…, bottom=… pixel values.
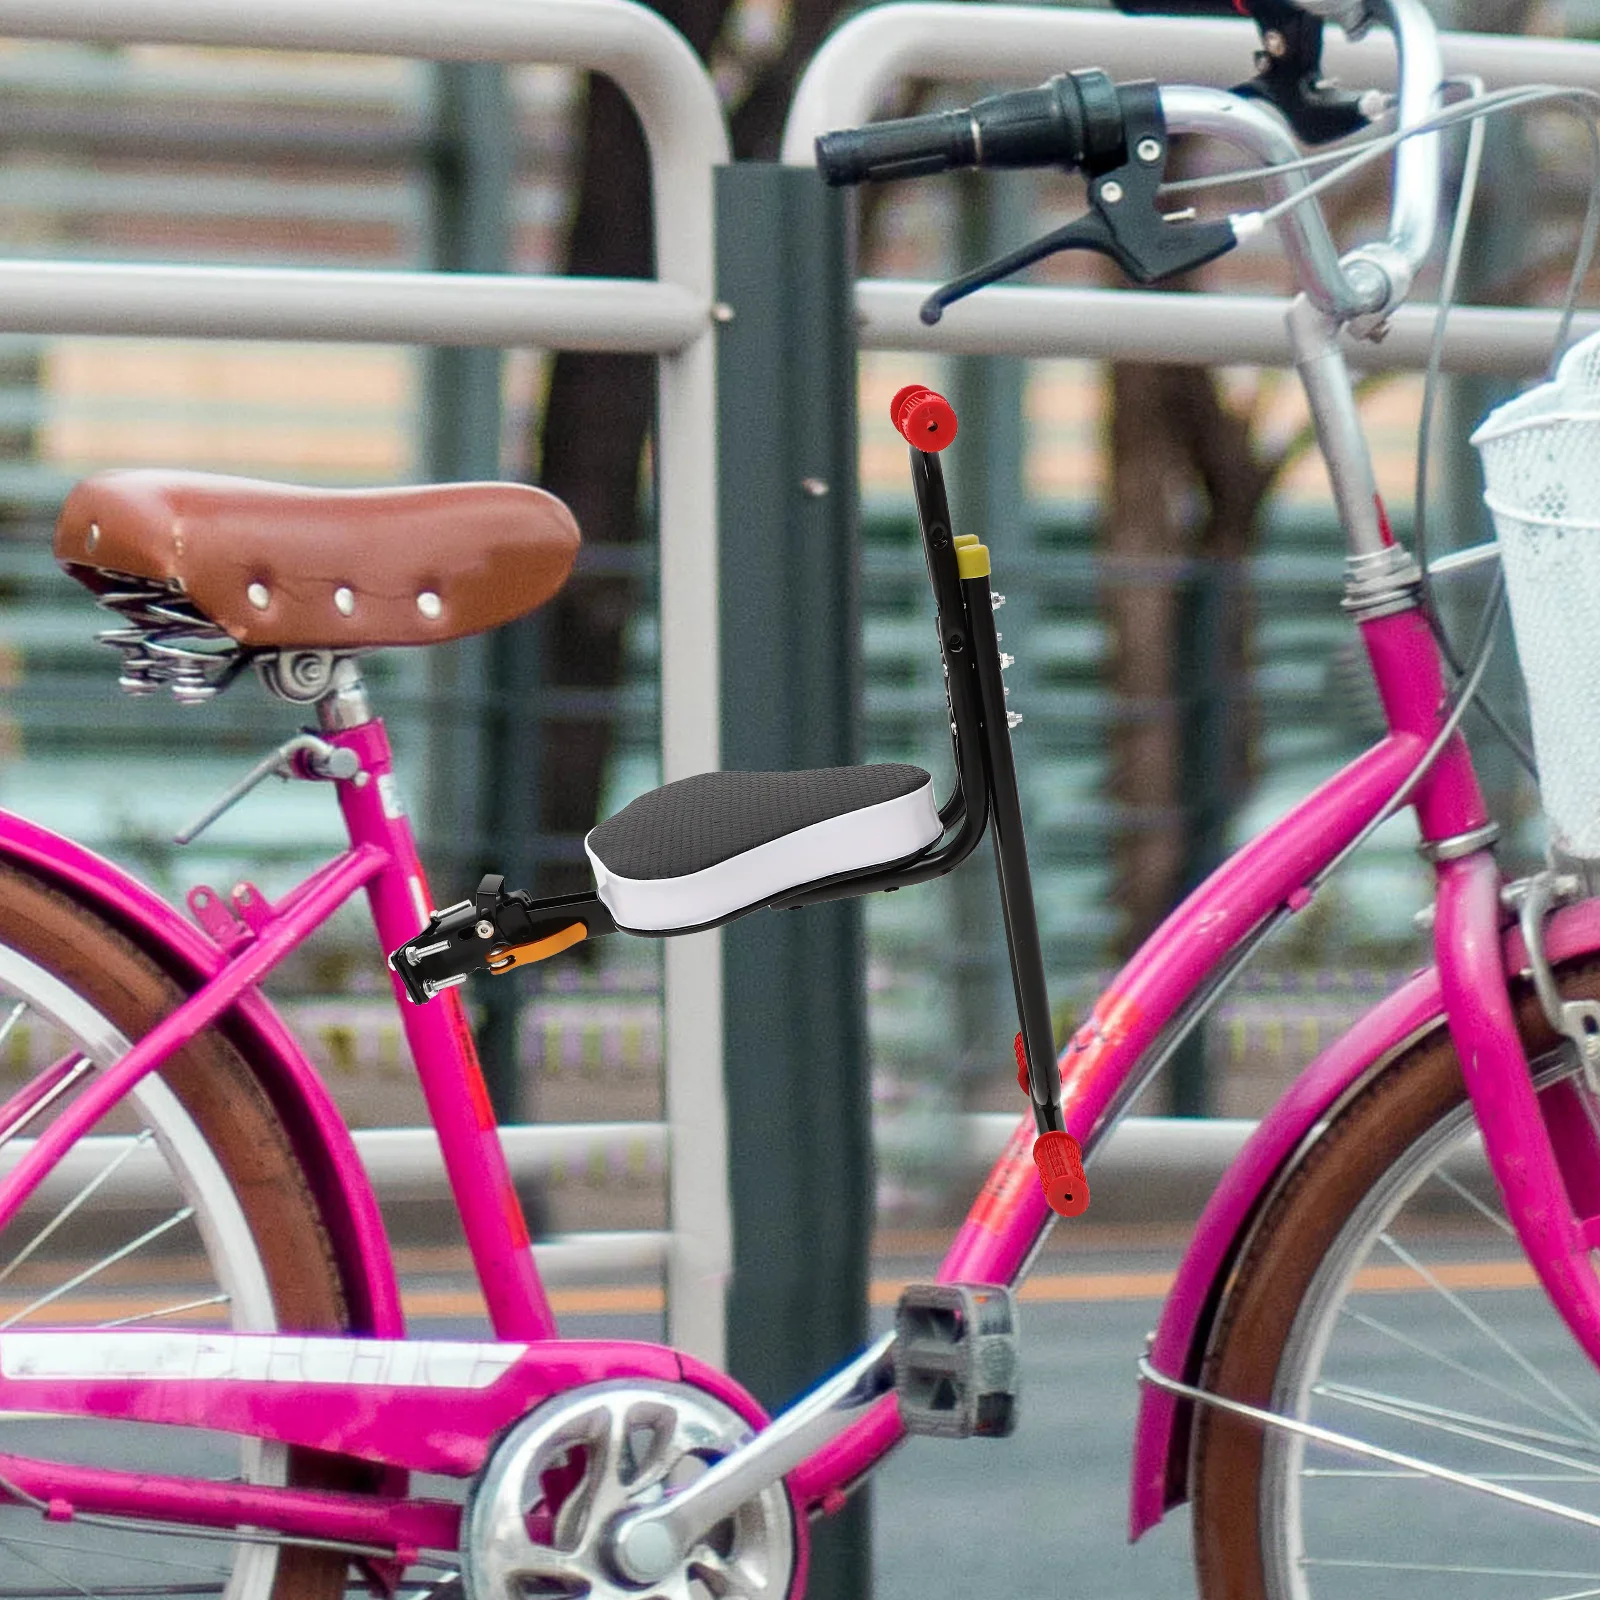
left=782, top=9, right=1600, bottom=372
left=0, top=0, right=731, bottom=1365
left=16, top=1118, right=1263, bottom=1250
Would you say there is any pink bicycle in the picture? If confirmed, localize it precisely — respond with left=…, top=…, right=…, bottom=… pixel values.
left=3, top=0, right=1600, bottom=1595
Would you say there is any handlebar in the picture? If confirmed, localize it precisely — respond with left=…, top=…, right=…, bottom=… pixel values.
left=816, top=0, right=1445, bottom=327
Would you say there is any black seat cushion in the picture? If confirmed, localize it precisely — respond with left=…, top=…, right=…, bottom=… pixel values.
left=588, top=764, right=933, bottom=880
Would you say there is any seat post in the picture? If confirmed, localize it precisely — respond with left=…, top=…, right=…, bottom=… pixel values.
left=315, top=657, right=374, bottom=732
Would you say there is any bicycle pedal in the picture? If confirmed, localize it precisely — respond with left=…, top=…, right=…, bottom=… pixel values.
left=894, top=1282, right=1018, bottom=1439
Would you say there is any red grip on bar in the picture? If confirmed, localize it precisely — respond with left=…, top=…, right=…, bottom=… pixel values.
left=890, top=383, right=958, bottom=451
left=1033, top=1130, right=1089, bottom=1217
left=1014, top=1031, right=1029, bottom=1096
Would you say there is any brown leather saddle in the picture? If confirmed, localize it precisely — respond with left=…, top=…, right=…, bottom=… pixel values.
left=55, top=469, right=581, bottom=650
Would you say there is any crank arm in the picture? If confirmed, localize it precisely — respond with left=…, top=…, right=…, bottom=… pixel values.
left=606, top=1334, right=895, bottom=1584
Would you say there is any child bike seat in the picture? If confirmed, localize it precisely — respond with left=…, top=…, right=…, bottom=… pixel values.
left=54, top=469, right=580, bottom=649
left=585, top=765, right=942, bottom=933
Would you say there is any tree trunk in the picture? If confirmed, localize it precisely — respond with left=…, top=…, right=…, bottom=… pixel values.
left=530, top=0, right=840, bottom=896
left=1104, top=361, right=1272, bottom=953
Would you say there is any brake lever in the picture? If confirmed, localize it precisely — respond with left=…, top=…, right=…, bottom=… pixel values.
left=919, top=82, right=1236, bottom=326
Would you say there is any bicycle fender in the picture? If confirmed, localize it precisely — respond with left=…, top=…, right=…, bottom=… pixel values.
left=0, top=810, right=403, bottom=1336
left=1128, top=893, right=1600, bottom=1540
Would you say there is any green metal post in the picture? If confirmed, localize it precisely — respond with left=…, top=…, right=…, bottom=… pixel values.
left=422, top=63, right=529, bottom=1120
left=715, top=164, right=871, bottom=1600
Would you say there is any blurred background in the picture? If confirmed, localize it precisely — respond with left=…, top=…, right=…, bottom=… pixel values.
left=0, top=0, right=1585, bottom=1245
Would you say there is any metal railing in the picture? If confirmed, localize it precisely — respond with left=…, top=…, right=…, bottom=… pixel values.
left=0, top=0, right=731, bottom=1365
left=17, top=1117, right=1270, bottom=1255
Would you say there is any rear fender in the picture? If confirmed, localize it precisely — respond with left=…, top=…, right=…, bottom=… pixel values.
left=0, top=812, right=402, bottom=1335
left=1129, top=894, right=1600, bottom=1539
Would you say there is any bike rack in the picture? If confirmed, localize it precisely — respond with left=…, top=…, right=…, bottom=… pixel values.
left=0, top=0, right=732, bottom=1365
left=781, top=8, right=1600, bottom=373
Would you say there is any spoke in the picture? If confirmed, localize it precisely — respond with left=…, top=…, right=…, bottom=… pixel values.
left=1432, top=1165, right=1517, bottom=1239
left=0, top=1528, right=231, bottom=1580
left=1299, top=1559, right=1600, bottom=1578
left=0, top=1057, right=93, bottom=1154
left=1376, top=1229, right=1600, bottom=1440
left=0, top=1533, right=97, bottom=1600
left=1315, top=1383, right=1600, bottom=1456
left=0, top=1590, right=224, bottom=1599
left=2, top=1205, right=195, bottom=1328
left=0, top=1000, right=30, bottom=1058
left=97, top=1293, right=230, bottom=1330
left=1337, top=1304, right=1592, bottom=1436
left=1304, top=1469, right=1600, bottom=1481
left=0, top=1131, right=156, bottom=1288
left=1317, top=1382, right=1600, bottom=1481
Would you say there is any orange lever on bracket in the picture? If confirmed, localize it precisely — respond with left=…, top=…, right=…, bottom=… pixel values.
left=889, top=384, right=958, bottom=451
left=485, top=921, right=588, bottom=975
left=1033, top=1130, right=1089, bottom=1218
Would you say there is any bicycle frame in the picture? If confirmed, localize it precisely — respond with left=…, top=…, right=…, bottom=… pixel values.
left=3, top=517, right=1600, bottom=1575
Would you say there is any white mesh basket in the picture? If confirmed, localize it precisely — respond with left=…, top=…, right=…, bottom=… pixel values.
left=1474, top=329, right=1600, bottom=859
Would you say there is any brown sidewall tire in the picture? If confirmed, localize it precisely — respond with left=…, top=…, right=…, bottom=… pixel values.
left=0, top=859, right=361, bottom=1599
left=1190, top=959, right=1600, bottom=1600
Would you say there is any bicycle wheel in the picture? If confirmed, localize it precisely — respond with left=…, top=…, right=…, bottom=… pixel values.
left=0, top=858, right=361, bottom=1600
left=1192, top=957, right=1600, bottom=1600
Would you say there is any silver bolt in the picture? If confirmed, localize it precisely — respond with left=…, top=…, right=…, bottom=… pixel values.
left=475, top=919, right=495, bottom=940
left=1099, top=180, right=1123, bottom=205
left=1135, top=138, right=1162, bottom=164
left=1263, top=28, right=1287, bottom=56
left=247, top=582, right=271, bottom=610
left=801, top=478, right=830, bottom=498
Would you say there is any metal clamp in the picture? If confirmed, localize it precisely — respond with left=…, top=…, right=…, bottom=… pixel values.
left=1512, top=869, right=1600, bottom=1091
left=1341, top=544, right=1422, bottom=622
left=1417, top=821, right=1500, bottom=864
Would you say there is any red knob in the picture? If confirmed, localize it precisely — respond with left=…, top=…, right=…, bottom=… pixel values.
left=890, top=384, right=958, bottom=451
left=1033, top=1130, right=1089, bottom=1217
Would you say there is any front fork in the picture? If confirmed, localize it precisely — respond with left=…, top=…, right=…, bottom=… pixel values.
left=1436, top=850, right=1600, bottom=1374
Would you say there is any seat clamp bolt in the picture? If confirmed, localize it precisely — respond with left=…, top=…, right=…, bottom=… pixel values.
left=475, top=919, right=495, bottom=939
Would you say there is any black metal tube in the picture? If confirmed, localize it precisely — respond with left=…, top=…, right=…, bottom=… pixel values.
left=963, top=572, right=1062, bottom=1135
left=772, top=447, right=991, bottom=910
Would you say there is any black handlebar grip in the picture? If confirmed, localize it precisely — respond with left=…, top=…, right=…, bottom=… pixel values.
left=816, top=109, right=980, bottom=185
left=817, top=75, right=1092, bottom=187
